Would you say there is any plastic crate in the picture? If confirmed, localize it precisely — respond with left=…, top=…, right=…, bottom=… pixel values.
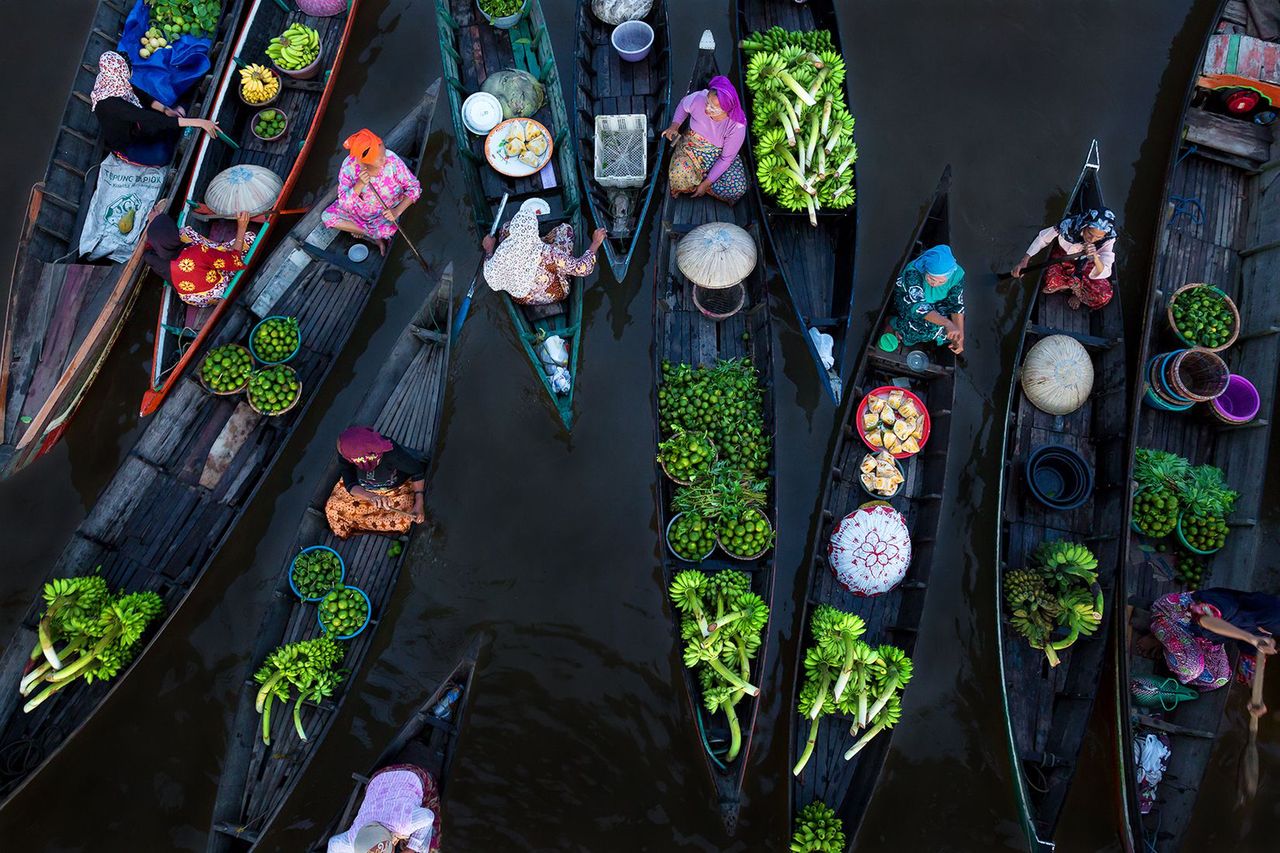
left=594, top=114, right=647, bottom=188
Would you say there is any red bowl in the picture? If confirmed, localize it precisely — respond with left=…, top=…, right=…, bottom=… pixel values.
left=855, top=385, right=931, bottom=459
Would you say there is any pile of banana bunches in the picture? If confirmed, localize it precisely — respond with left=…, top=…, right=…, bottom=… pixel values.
left=200, top=344, right=253, bottom=393
left=248, top=365, right=301, bottom=415
left=658, top=430, right=715, bottom=483
left=718, top=508, right=773, bottom=559
left=266, top=23, right=320, bottom=71
left=1170, top=287, right=1234, bottom=349
left=1133, top=488, right=1178, bottom=537
left=291, top=549, right=342, bottom=599
left=1174, top=551, right=1205, bottom=589
left=239, top=64, right=280, bottom=105
left=1181, top=512, right=1228, bottom=552
left=319, top=585, right=369, bottom=636
left=254, top=109, right=287, bottom=140
left=253, top=316, right=300, bottom=363
left=668, top=512, right=716, bottom=561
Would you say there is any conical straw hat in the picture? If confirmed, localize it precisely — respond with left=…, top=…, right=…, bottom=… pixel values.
left=1021, top=334, right=1094, bottom=415
left=676, top=222, right=757, bottom=290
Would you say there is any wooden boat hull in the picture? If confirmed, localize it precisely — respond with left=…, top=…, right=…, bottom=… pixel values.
left=788, top=168, right=955, bottom=841
left=435, top=0, right=586, bottom=429
left=0, top=0, right=248, bottom=477
left=995, top=140, right=1129, bottom=851
left=572, top=0, right=672, bottom=281
left=734, top=0, right=858, bottom=404
left=0, top=83, right=440, bottom=812
left=141, top=0, right=363, bottom=417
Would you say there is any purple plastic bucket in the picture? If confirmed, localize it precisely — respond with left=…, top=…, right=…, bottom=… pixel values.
left=1211, top=373, right=1260, bottom=423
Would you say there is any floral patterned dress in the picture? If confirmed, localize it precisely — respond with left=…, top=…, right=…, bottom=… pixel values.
left=890, top=263, right=965, bottom=346
left=170, top=226, right=256, bottom=307
left=322, top=150, right=422, bottom=240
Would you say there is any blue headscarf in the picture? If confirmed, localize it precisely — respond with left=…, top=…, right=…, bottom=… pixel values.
left=907, top=244, right=963, bottom=302
left=1059, top=207, right=1116, bottom=245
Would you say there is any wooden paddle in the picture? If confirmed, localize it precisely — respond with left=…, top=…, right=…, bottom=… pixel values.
left=370, top=184, right=433, bottom=278
left=453, top=192, right=510, bottom=337
left=997, top=233, right=1118, bottom=279
left=1241, top=651, right=1268, bottom=801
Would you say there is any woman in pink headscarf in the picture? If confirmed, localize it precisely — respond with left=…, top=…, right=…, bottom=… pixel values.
left=660, top=75, right=750, bottom=203
left=324, top=426, right=428, bottom=539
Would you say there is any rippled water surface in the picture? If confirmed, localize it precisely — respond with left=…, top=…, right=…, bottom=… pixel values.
left=0, top=0, right=1276, bottom=850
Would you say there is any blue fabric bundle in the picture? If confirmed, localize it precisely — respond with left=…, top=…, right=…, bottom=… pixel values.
left=117, top=0, right=212, bottom=108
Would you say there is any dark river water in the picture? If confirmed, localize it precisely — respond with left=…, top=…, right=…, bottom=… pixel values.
left=0, top=0, right=1276, bottom=850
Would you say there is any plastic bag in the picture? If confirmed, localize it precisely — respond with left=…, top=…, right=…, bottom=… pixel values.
left=591, top=0, right=652, bottom=25
left=808, top=328, right=835, bottom=370
left=481, top=69, right=546, bottom=119
left=539, top=335, right=569, bottom=367
left=79, top=154, right=166, bottom=262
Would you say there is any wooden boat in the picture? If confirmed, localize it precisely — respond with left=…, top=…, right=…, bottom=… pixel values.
left=0, top=0, right=247, bottom=478
left=571, top=0, right=671, bottom=281
left=141, top=0, right=364, bottom=417
left=995, top=139, right=1128, bottom=851
left=1116, top=4, right=1280, bottom=850
left=435, top=0, right=586, bottom=428
left=734, top=0, right=857, bottom=403
left=0, top=84, right=440, bottom=810
left=787, top=168, right=955, bottom=841
left=307, top=640, right=482, bottom=852
left=208, top=263, right=453, bottom=852
left=652, top=31, right=775, bottom=834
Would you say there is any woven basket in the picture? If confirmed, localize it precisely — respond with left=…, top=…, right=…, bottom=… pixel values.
left=246, top=366, right=302, bottom=417
left=197, top=345, right=252, bottom=396
left=1167, top=283, right=1240, bottom=352
left=1160, top=348, right=1229, bottom=402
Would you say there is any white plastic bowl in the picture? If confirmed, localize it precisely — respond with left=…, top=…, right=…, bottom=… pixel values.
left=611, top=21, right=654, bottom=62
left=347, top=243, right=370, bottom=262
left=462, top=92, right=504, bottom=135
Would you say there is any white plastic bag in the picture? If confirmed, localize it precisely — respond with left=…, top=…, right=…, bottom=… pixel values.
left=539, top=335, right=569, bottom=367
left=78, top=154, right=166, bottom=262
left=808, top=328, right=836, bottom=371
left=547, top=365, right=572, bottom=395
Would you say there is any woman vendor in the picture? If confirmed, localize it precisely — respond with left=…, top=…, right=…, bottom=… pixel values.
left=91, top=51, right=220, bottom=164
left=322, top=128, right=422, bottom=255
left=1010, top=207, right=1117, bottom=310
left=889, top=244, right=966, bottom=354
left=481, top=198, right=606, bottom=306
left=660, top=75, right=749, bottom=204
left=326, top=763, right=441, bottom=853
left=141, top=209, right=255, bottom=307
left=324, top=426, right=427, bottom=540
left=1139, top=587, right=1277, bottom=710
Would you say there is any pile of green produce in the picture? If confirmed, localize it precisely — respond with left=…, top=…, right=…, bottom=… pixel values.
left=741, top=27, right=857, bottom=225
left=1132, top=488, right=1178, bottom=537
left=717, top=507, right=773, bottom=559
left=19, top=575, right=164, bottom=713
left=252, top=316, right=300, bottom=362
left=479, top=0, right=525, bottom=17
left=253, top=109, right=287, bottom=140
left=1174, top=551, right=1204, bottom=589
left=791, top=605, right=912, bottom=775
left=658, top=359, right=770, bottom=480
left=318, top=585, right=369, bottom=637
left=266, top=23, right=320, bottom=71
left=144, top=0, right=220, bottom=41
left=248, top=365, right=301, bottom=415
left=1170, top=286, right=1234, bottom=348
left=668, top=512, right=716, bottom=561
left=657, top=429, right=716, bottom=483
left=670, top=569, right=769, bottom=763
left=672, top=461, right=774, bottom=559
left=1004, top=541, right=1103, bottom=667
left=791, top=801, right=847, bottom=853
left=1181, top=512, right=1228, bottom=552
left=254, top=636, right=345, bottom=744
left=200, top=344, right=253, bottom=393
left=1133, top=449, right=1239, bottom=553
left=291, top=549, right=342, bottom=600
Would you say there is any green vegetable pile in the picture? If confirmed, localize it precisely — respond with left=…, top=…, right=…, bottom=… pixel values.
left=248, top=365, right=301, bottom=415
left=1132, top=488, right=1178, bottom=537
left=253, top=109, right=287, bottom=140
left=1181, top=513, right=1228, bottom=552
left=1170, top=286, right=1234, bottom=348
left=254, top=636, right=345, bottom=744
left=144, top=0, right=220, bottom=40
left=19, top=575, right=164, bottom=712
left=668, top=512, right=715, bottom=561
left=252, top=316, right=300, bottom=363
left=318, top=585, right=369, bottom=637
left=670, top=569, right=769, bottom=763
left=1004, top=541, right=1103, bottom=667
left=658, top=359, right=770, bottom=480
left=1133, top=448, right=1238, bottom=557
left=741, top=27, right=857, bottom=225
left=478, top=0, right=525, bottom=17
left=291, top=549, right=342, bottom=600
left=791, top=801, right=847, bottom=853
left=657, top=429, right=716, bottom=483
left=717, top=507, right=773, bottom=559
left=1174, top=551, right=1204, bottom=589
left=200, top=343, right=252, bottom=393
left=792, top=605, right=912, bottom=775
left=672, top=461, right=773, bottom=559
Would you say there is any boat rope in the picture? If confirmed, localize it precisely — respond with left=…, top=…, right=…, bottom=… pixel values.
left=1167, top=196, right=1204, bottom=228
left=1173, top=144, right=1198, bottom=170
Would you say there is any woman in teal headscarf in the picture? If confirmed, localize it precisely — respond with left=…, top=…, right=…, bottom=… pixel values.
left=889, top=244, right=966, bottom=354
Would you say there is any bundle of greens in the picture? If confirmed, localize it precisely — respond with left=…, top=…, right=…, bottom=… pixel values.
left=20, top=575, right=164, bottom=712
left=1132, top=448, right=1238, bottom=552
left=670, top=569, right=769, bottom=763
left=1004, top=540, right=1103, bottom=667
left=741, top=27, right=857, bottom=225
left=253, top=636, right=345, bottom=744
left=791, top=801, right=847, bottom=852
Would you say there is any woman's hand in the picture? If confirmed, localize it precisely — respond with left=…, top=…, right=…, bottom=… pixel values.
left=1010, top=255, right=1031, bottom=279
left=1249, top=701, right=1268, bottom=719
left=482, top=234, right=497, bottom=257
left=661, top=124, right=680, bottom=143
left=381, top=207, right=399, bottom=222
left=692, top=180, right=712, bottom=198
left=1253, top=634, right=1277, bottom=654
left=190, top=117, right=220, bottom=139
left=590, top=227, right=608, bottom=251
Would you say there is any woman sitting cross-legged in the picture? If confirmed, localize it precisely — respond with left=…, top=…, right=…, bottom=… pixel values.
left=326, top=763, right=441, bottom=853
left=322, top=128, right=423, bottom=255
left=888, top=244, right=966, bottom=354
left=324, top=426, right=428, bottom=540
left=660, top=75, right=749, bottom=204
left=482, top=198, right=606, bottom=306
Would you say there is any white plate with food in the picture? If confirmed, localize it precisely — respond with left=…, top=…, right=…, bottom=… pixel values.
left=485, top=117, right=553, bottom=177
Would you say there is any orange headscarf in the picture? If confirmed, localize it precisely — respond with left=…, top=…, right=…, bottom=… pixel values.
left=343, top=129, right=384, bottom=165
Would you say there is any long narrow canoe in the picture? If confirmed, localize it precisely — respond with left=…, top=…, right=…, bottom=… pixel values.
left=734, top=0, right=856, bottom=403
left=141, top=0, right=363, bottom=416
left=653, top=31, right=776, bottom=834
left=435, top=0, right=586, bottom=429
left=571, top=0, right=671, bottom=281
left=1117, top=5, right=1280, bottom=850
left=209, top=263, right=453, bottom=852
left=0, top=0, right=247, bottom=478
left=307, top=640, right=482, bottom=851
left=995, top=140, right=1129, bottom=851
left=0, top=83, right=440, bottom=810
left=788, top=167, right=955, bottom=842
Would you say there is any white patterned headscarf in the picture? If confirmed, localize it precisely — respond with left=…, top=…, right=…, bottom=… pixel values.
left=91, top=51, right=141, bottom=111
left=484, top=198, right=551, bottom=301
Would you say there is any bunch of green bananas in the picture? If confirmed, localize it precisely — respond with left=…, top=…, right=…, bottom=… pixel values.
left=1005, top=568, right=1059, bottom=644
left=1033, top=539, right=1098, bottom=591
left=266, top=22, right=320, bottom=71
left=1058, top=587, right=1104, bottom=638
left=790, top=801, right=847, bottom=853
left=741, top=25, right=833, bottom=57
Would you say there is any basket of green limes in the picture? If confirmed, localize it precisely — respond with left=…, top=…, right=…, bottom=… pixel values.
left=247, top=364, right=302, bottom=416
left=316, top=584, right=372, bottom=640
left=249, top=315, right=301, bottom=365
left=288, top=545, right=344, bottom=602
left=198, top=343, right=254, bottom=395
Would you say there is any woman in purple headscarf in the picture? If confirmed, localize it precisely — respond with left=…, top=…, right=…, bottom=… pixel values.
left=660, top=75, right=749, bottom=203
left=324, top=426, right=428, bottom=539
